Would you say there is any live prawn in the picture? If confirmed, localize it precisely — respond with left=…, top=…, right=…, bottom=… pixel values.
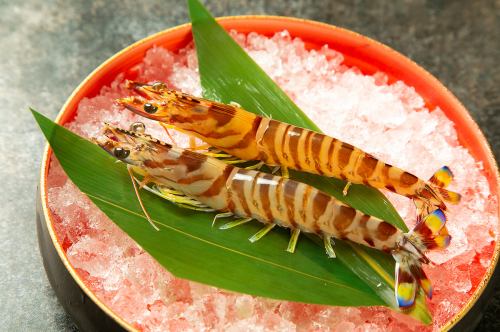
left=94, top=123, right=450, bottom=308
left=118, top=81, right=461, bottom=222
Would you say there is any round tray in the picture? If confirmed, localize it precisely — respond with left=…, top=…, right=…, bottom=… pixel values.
left=37, top=16, right=500, bottom=331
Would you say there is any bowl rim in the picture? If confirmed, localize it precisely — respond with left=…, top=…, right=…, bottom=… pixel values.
left=39, top=15, right=500, bottom=332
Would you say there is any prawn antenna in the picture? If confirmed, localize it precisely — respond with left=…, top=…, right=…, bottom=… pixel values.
left=127, top=165, right=160, bottom=231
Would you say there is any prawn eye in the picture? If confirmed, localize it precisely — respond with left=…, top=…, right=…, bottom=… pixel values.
left=113, top=147, right=130, bottom=159
left=144, top=103, right=158, bottom=114
left=129, top=122, right=145, bottom=133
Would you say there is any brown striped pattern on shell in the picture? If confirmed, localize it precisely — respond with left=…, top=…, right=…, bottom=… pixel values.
left=122, top=85, right=440, bottom=208
left=109, top=126, right=403, bottom=251
left=255, top=119, right=427, bottom=198
left=223, top=168, right=401, bottom=250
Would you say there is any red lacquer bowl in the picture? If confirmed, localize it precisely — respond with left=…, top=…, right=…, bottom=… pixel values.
left=37, top=16, right=500, bottom=331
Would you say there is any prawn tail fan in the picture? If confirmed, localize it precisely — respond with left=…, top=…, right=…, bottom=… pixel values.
left=415, top=166, right=461, bottom=222
left=393, top=209, right=450, bottom=308
left=428, top=166, right=461, bottom=204
left=429, top=166, right=461, bottom=204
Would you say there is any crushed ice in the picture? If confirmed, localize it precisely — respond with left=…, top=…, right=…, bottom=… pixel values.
left=47, top=30, right=498, bottom=331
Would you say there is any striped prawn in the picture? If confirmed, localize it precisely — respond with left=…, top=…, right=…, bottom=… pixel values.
left=118, top=81, right=461, bottom=222
left=95, top=122, right=450, bottom=308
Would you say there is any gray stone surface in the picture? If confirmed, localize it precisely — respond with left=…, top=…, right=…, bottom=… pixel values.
left=0, top=0, right=498, bottom=331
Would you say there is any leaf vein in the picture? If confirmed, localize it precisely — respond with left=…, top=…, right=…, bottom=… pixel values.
left=86, top=192, right=368, bottom=294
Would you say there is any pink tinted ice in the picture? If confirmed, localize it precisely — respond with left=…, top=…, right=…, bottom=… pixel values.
left=46, top=30, right=498, bottom=331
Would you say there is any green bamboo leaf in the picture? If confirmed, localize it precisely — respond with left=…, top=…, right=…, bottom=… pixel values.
left=188, top=0, right=431, bottom=323
left=33, top=109, right=392, bottom=308
left=188, top=0, right=405, bottom=230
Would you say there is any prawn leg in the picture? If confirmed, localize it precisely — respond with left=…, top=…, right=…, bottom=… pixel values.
left=188, top=143, right=211, bottom=151
left=249, top=224, right=276, bottom=243
left=203, top=152, right=234, bottom=158
left=138, top=174, right=154, bottom=189
left=127, top=165, right=159, bottom=231
left=212, top=212, right=233, bottom=227
left=286, top=229, right=301, bottom=253
left=342, top=181, right=352, bottom=196
left=159, top=122, right=178, bottom=146
left=202, top=150, right=247, bottom=165
left=189, top=136, right=213, bottom=151
left=219, top=218, right=253, bottom=230
left=244, top=161, right=264, bottom=170
left=270, top=166, right=289, bottom=178
left=203, top=149, right=263, bottom=169
left=141, top=183, right=215, bottom=212
left=323, top=235, right=336, bottom=258
left=281, top=166, right=289, bottom=179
